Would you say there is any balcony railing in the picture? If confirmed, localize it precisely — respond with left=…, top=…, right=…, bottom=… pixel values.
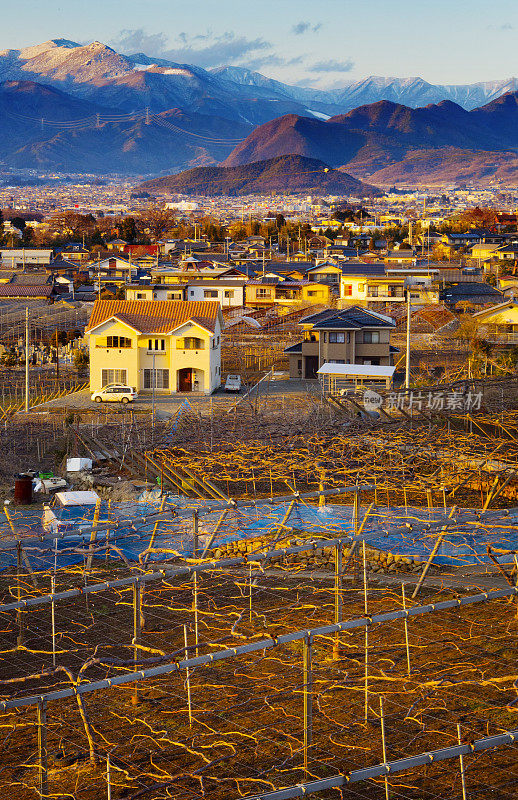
left=482, top=333, right=518, bottom=344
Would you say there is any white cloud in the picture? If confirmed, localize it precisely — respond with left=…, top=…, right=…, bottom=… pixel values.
left=111, top=28, right=274, bottom=69
left=310, top=59, right=354, bottom=73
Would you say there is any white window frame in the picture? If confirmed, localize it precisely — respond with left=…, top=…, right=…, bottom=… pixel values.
left=143, top=369, right=169, bottom=389
left=101, top=369, right=127, bottom=386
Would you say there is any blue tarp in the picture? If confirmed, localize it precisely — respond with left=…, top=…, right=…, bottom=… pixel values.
left=0, top=498, right=516, bottom=572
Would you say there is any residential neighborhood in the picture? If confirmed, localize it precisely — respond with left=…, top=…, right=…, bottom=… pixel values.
left=4, top=7, right=518, bottom=799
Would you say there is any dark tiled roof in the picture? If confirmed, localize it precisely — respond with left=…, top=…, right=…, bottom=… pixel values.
left=184, top=280, right=246, bottom=287
left=10, top=273, right=51, bottom=285
left=247, top=277, right=281, bottom=285
left=341, top=262, right=386, bottom=276
left=385, top=250, right=415, bottom=258
left=301, top=306, right=394, bottom=330
left=441, top=282, right=502, bottom=302
left=284, top=341, right=303, bottom=353
left=0, top=284, right=52, bottom=297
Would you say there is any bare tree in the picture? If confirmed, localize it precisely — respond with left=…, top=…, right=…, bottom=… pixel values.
left=138, top=205, right=177, bottom=242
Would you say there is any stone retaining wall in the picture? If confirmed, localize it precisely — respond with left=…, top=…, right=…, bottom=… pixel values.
left=208, top=534, right=433, bottom=575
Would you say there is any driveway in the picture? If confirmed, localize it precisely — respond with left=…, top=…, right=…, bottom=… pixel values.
left=31, top=378, right=322, bottom=416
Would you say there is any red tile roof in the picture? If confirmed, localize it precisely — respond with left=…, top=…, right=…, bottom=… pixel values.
left=86, top=299, right=221, bottom=335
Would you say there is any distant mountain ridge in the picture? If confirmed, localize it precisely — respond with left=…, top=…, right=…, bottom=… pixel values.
left=0, top=39, right=516, bottom=118
left=139, top=155, right=381, bottom=197
left=1, top=38, right=518, bottom=179
left=0, top=81, right=253, bottom=174
left=223, top=95, right=518, bottom=186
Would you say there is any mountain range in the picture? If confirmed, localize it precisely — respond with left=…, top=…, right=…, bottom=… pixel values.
left=140, top=155, right=381, bottom=197
left=1, top=39, right=518, bottom=184
left=223, top=94, right=518, bottom=187
left=1, top=40, right=516, bottom=115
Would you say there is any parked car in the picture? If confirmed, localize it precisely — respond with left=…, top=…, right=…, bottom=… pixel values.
left=91, top=384, right=138, bottom=404
left=224, top=374, right=242, bottom=393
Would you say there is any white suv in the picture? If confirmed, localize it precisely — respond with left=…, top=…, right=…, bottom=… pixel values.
left=91, top=384, right=138, bottom=404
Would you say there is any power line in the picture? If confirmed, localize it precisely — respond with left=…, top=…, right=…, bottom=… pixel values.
left=4, top=106, right=249, bottom=144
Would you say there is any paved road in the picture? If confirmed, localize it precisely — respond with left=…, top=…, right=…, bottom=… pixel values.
left=31, top=378, right=321, bottom=416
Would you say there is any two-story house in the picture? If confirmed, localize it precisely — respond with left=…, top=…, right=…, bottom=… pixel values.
left=285, top=306, right=395, bottom=379
left=245, top=276, right=331, bottom=307
left=185, top=280, right=247, bottom=307
left=87, top=257, right=137, bottom=286
left=125, top=284, right=187, bottom=302
left=472, top=300, right=518, bottom=343
left=86, top=299, right=223, bottom=395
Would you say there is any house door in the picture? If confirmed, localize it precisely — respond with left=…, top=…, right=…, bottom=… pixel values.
left=178, top=368, right=193, bottom=392
left=305, top=356, right=319, bottom=379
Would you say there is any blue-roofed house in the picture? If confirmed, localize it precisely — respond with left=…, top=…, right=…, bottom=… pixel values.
left=285, top=306, right=396, bottom=379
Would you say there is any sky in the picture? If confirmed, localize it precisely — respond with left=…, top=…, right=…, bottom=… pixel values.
left=0, top=0, right=517, bottom=87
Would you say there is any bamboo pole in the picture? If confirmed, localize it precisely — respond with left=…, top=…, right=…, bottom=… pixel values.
left=411, top=506, right=456, bottom=599
left=380, top=697, right=389, bottom=800
left=37, top=699, right=48, bottom=799
left=303, top=634, right=313, bottom=778
left=51, top=575, right=56, bottom=667
left=333, top=541, right=343, bottom=659
left=183, top=624, right=193, bottom=727
left=106, top=750, right=112, bottom=800
left=401, top=584, right=411, bottom=676
left=457, top=723, right=468, bottom=800
left=363, top=539, right=369, bottom=725
left=132, top=582, right=141, bottom=706
left=249, top=563, right=253, bottom=625
left=85, top=498, right=102, bottom=572
left=193, top=573, right=199, bottom=657
left=16, top=540, right=23, bottom=647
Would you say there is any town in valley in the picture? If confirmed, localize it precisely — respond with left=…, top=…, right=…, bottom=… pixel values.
left=1, top=11, right=518, bottom=800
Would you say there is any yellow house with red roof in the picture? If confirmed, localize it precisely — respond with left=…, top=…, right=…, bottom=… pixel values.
left=86, top=299, right=223, bottom=395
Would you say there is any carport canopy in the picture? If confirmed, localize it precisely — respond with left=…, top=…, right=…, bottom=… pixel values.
left=317, top=362, right=395, bottom=392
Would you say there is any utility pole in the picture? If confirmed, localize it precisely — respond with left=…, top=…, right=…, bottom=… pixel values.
left=405, top=290, right=411, bottom=389
left=24, top=307, right=29, bottom=413
left=152, top=351, right=156, bottom=428
left=55, top=329, right=59, bottom=387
